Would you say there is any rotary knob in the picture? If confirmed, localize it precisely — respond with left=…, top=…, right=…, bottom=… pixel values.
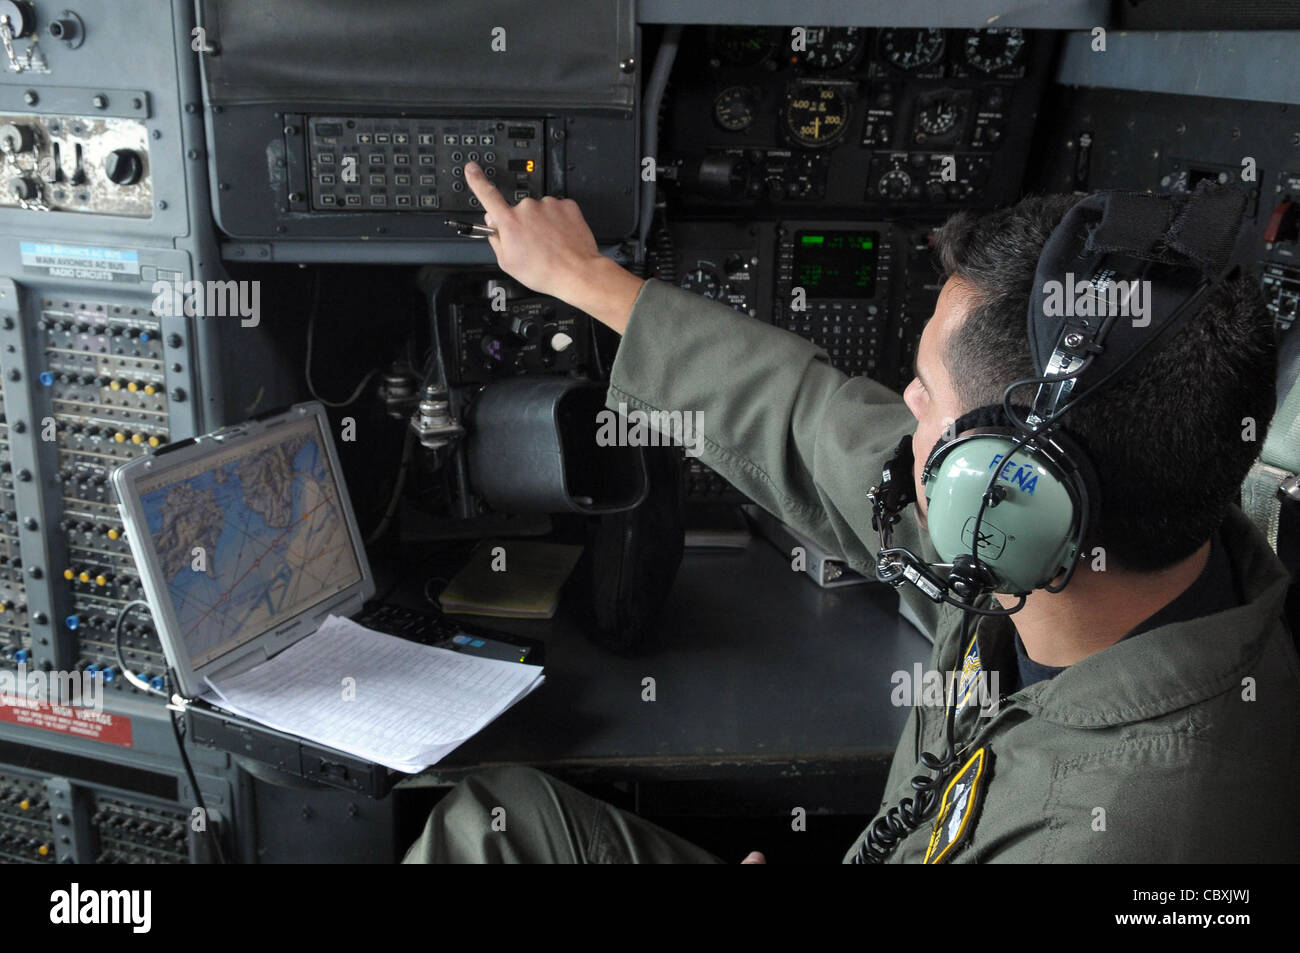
left=0, top=123, right=33, bottom=155
left=509, top=314, right=540, bottom=344
left=103, top=149, right=143, bottom=186
left=7, top=176, right=37, bottom=202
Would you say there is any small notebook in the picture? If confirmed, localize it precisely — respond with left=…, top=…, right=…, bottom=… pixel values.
left=201, top=614, right=545, bottom=772
left=438, top=539, right=583, bottom=619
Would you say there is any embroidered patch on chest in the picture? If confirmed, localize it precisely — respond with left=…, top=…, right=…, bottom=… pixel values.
left=924, top=746, right=992, bottom=864
left=954, top=633, right=983, bottom=713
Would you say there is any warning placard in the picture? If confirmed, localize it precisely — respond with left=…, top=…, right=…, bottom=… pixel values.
left=0, top=694, right=133, bottom=747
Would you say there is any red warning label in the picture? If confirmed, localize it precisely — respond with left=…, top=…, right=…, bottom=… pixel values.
left=0, top=694, right=133, bottom=747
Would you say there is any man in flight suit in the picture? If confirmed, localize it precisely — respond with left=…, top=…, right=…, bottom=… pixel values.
left=404, top=162, right=1300, bottom=863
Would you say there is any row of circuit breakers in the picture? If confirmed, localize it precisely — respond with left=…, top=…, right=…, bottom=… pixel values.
left=0, top=300, right=171, bottom=691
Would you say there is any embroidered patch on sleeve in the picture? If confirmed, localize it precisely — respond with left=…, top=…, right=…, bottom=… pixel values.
left=924, top=746, right=992, bottom=864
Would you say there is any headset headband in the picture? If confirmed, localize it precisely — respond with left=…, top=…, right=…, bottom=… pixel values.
left=1025, top=182, right=1247, bottom=425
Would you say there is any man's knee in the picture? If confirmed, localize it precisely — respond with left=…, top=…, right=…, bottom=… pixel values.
left=404, top=765, right=569, bottom=863
left=442, top=765, right=551, bottom=826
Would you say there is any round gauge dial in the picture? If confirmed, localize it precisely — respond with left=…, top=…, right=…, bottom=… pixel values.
left=714, top=26, right=779, bottom=67
left=783, top=83, right=852, bottom=148
left=681, top=267, right=724, bottom=300
left=799, top=26, right=865, bottom=71
left=713, top=86, right=757, bottom=132
left=963, top=28, right=1026, bottom=73
left=917, top=99, right=958, bottom=136
left=877, top=28, right=946, bottom=71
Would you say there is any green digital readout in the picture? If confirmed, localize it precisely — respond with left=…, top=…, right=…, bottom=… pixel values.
left=792, top=231, right=878, bottom=298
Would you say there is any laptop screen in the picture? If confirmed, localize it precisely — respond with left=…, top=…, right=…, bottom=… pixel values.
left=133, top=413, right=363, bottom=670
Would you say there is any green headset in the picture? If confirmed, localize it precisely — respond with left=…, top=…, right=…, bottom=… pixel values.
left=869, top=182, right=1248, bottom=607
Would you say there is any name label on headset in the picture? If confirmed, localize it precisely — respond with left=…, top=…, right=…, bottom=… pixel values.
left=987, top=453, right=1039, bottom=495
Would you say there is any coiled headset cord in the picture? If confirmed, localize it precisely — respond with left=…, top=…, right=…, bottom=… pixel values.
left=852, top=610, right=973, bottom=864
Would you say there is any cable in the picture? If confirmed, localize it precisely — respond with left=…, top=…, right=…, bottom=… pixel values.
left=305, top=271, right=381, bottom=407
left=639, top=25, right=682, bottom=261
left=365, top=425, right=418, bottom=546
left=167, top=703, right=228, bottom=864
left=113, top=599, right=167, bottom=698
left=853, top=610, right=972, bottom=864
left=113, top=600, right=227, bottom=864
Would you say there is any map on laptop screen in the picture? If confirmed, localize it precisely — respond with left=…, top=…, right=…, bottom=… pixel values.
left=135, top=414, right=363, bottom=669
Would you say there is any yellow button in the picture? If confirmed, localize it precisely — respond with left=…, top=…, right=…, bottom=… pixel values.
left=147, top=436, right=160, bottom=447
left=94, top=575, right=106, bottom=586
left=109, top=380, right=121, bottom=390
left=78, top=571, right=90, bottom=583
left=131, top=433, right=143, bottom=444
left=144, top=384, right=156, bottom=395
left=113, top=432, right=125, bottom=443
left=107, top=528, right=119, bottom=540
left=63, top=568, right=74, bottom=580
left=37, top=844, right=49, bottom=856
left=18, top=799, right=29, bottom=811
left=127, top=381, right=138, bottom=392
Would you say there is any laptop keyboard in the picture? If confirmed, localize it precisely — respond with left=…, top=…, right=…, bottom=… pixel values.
left=354, top=602, right=543, bottom=665
left=354, top=602, right=464, bottom=644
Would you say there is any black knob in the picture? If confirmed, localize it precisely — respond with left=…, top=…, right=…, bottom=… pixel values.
left=0, top=123, right=33, bottom=154
left=103, top=149, right=143, bottom=186
left=8, top=176, right=36, bottom=201
left=0, top=2, right=36, bottom=39
left=509, top=314, right=540, bottom=344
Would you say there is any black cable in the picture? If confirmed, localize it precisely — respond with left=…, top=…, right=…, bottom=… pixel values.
left=113, top=599, right=228, bottom=864
left=853, top=610, right=973, bottom=864
left=304, top=270, right=381, bottom=407
left=167, top=702, right=228, bottom=865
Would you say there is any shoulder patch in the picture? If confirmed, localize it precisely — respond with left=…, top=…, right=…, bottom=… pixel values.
left=924, top=747, right=993, bottom=864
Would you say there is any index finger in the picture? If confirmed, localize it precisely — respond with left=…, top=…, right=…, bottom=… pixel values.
left=464, top=161, right=513, bottom=222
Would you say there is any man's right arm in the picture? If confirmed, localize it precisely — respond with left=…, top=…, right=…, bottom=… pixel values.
left=462, top=161, right=950, bottom=639
left=606, top=276, right=949, bottom=640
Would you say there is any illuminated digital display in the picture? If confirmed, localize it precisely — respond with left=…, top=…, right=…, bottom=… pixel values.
left=792, top=231, right=878, bottom=298
left=508, top=159, right=536, bottom=173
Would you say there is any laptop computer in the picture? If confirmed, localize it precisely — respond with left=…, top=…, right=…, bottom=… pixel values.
left=111, top=400, right=539, bottom=701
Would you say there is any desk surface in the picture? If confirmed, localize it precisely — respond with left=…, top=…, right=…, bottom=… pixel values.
left=379, top=536, right=933, bottom=786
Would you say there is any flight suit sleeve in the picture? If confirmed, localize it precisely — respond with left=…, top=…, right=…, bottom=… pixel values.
left=605, top=276, right=947, bottom=640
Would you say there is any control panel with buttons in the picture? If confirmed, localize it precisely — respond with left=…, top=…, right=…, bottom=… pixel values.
left=306, top=116, right=544, bottom=213
left=775, top=221, right=896, bottom=379
left=450, top=292, right=590, bottom=385
left=0, top=111, right=152, bottom=217
left=38, top=297, right=169, bottom=689
left=0, top=377, right=32, bottom=677
left=867, top=150, right=992, bottom=204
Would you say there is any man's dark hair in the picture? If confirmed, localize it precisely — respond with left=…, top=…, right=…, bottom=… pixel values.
left=932, top=193, right=1278, bottom=573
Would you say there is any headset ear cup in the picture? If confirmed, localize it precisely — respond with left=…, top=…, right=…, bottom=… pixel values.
left=922, top=407, right=1101, bottom=594
left=922, top=404, right=1009, bottom=486
left=1037, top=424, right=1102, bottom=545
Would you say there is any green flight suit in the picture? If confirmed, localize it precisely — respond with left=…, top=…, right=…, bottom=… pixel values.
left=405, top=277, right=1300, bottom=864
